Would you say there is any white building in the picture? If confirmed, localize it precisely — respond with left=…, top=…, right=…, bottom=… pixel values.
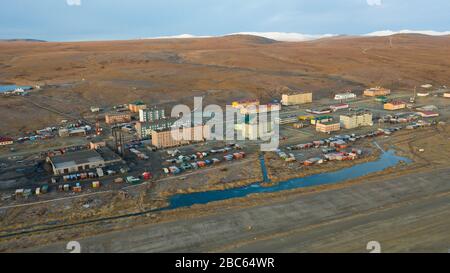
left=139, top=108, right=165, bottom=123
left=334, top=93, right=357, bottom=100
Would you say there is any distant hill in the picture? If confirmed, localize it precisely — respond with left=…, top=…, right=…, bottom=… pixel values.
left=0, top=39, right=46, bottom=42
left=0, top=33, right=449, bottom=134
left=219, top=34, right=278, bottom=44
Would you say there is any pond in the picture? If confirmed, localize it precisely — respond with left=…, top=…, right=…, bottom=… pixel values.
left=0, top=85, right=32, bottom=93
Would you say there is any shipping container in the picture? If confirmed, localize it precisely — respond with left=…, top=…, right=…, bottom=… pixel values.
left=142, top=172, right=152, bottom=180
left=197, top=161, right=206, bottom=167
left=15, top=189, right=24, bottom=197
left=41, top=184, right=49, bottom=194
left=114, top=178, right=124, bottom=183
left=224, top=155, right=234, bottom=161
left=24, top=189, right=32, bottom=197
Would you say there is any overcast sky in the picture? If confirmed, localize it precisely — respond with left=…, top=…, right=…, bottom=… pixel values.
left=1, top=0, right=449, bottom=41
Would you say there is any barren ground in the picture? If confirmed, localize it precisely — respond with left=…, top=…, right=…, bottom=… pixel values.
left=1, top=34, right=450, bottom=135
left=0, top=124, right=448, bottom=252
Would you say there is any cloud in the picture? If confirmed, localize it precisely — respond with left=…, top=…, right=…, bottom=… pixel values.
left=66, top=0, right=81, bottom=6
left=144, top=34, right=212, bottom=39
left=142, top=32, right=338, bottom=42
left=366, top=29, right=450, bottom=36
left=366, top=0, right=382, bottom=6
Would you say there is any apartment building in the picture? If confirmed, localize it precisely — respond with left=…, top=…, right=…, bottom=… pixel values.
left=281, top=92, right=312, bottom=106
left=105, top=113, right=132, bottom=124
left=340, top=112, right=373, bottom=129
left=364, top=87, right=391, bottom=97
left=139, top=108, right=165, bottom=122
left=151, top=124, right=210, bottom=148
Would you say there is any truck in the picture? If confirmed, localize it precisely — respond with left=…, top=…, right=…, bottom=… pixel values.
left=181, top=163, right=192, bottom=171
left=126, top=176, right=141, bottom=184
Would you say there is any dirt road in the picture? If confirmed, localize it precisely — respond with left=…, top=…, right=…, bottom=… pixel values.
left=22, top=166, right=450, bottom=253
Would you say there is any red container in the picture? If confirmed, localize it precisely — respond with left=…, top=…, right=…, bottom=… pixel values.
left=197, top=161, right=206, bottom=167
left=142, top=172, right=152, bottom=180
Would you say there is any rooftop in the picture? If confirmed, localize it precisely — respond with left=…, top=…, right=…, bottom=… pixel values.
left=49, top=150, right=104, bottom=169
left=233, top=99, right=259, bottom=104
left=283, top=91, right=312, bottom=95
left=0, top=137, right=13, bottom=142
left=106, top=112, right=131, bottom=116
left=130, top=101, right=146, bottom=105
left=313, top=115, right=333, bottom=120
left=386, top=101, right=405, bottom=105
left=318, top=121, right=340, bottom=126
left=417, top=111, right=439, bottom=116
left=365, top=87, right=390, bottom=91
left=341, top=110, right=372, bottom=117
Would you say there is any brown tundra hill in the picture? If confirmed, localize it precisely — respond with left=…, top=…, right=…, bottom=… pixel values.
left=0, top=34, right=449, bottom=134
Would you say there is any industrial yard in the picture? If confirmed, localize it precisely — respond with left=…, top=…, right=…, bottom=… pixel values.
left=0, top=121, right=449, bottom=253
left=0, top=79, right=449, bottom=252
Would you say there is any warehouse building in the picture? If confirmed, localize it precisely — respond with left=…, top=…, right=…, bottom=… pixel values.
left=151, top=124, right=210, bottom=149
left=363, top=87, right=391, bottom=97
left=58, top=126, right=91, bottom=137
left=316, top=122, right=340, bottom=133
left=281, top=92, right=312, bottom=106
left=334, top=92, right=356, bottom=101
left=105, top=113, right=132, bottom=124
left=330, top=103, right=349, bottom=112
left=416, top=111, right=440, bottom=118
left=46, top=149, right=122, bottom=175
left=139, top=108, right=165, bottom=122
left=89, top=137, right=106, bottom=150
left=384, top=101, right=406, bottom=111
left=340, top=111, right=373, bottom=129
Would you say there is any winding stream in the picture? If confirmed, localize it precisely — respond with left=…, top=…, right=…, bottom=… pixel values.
left=164, top=150, right=410, bottom=210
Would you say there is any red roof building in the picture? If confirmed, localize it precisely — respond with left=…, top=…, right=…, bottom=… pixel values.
left=0, top=137, right=14, bottom=146
left=416, top=111, right=440, bottom=118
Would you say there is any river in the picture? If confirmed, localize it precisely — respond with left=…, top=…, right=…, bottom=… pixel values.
left=164, top=150, right=410, bottom=210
